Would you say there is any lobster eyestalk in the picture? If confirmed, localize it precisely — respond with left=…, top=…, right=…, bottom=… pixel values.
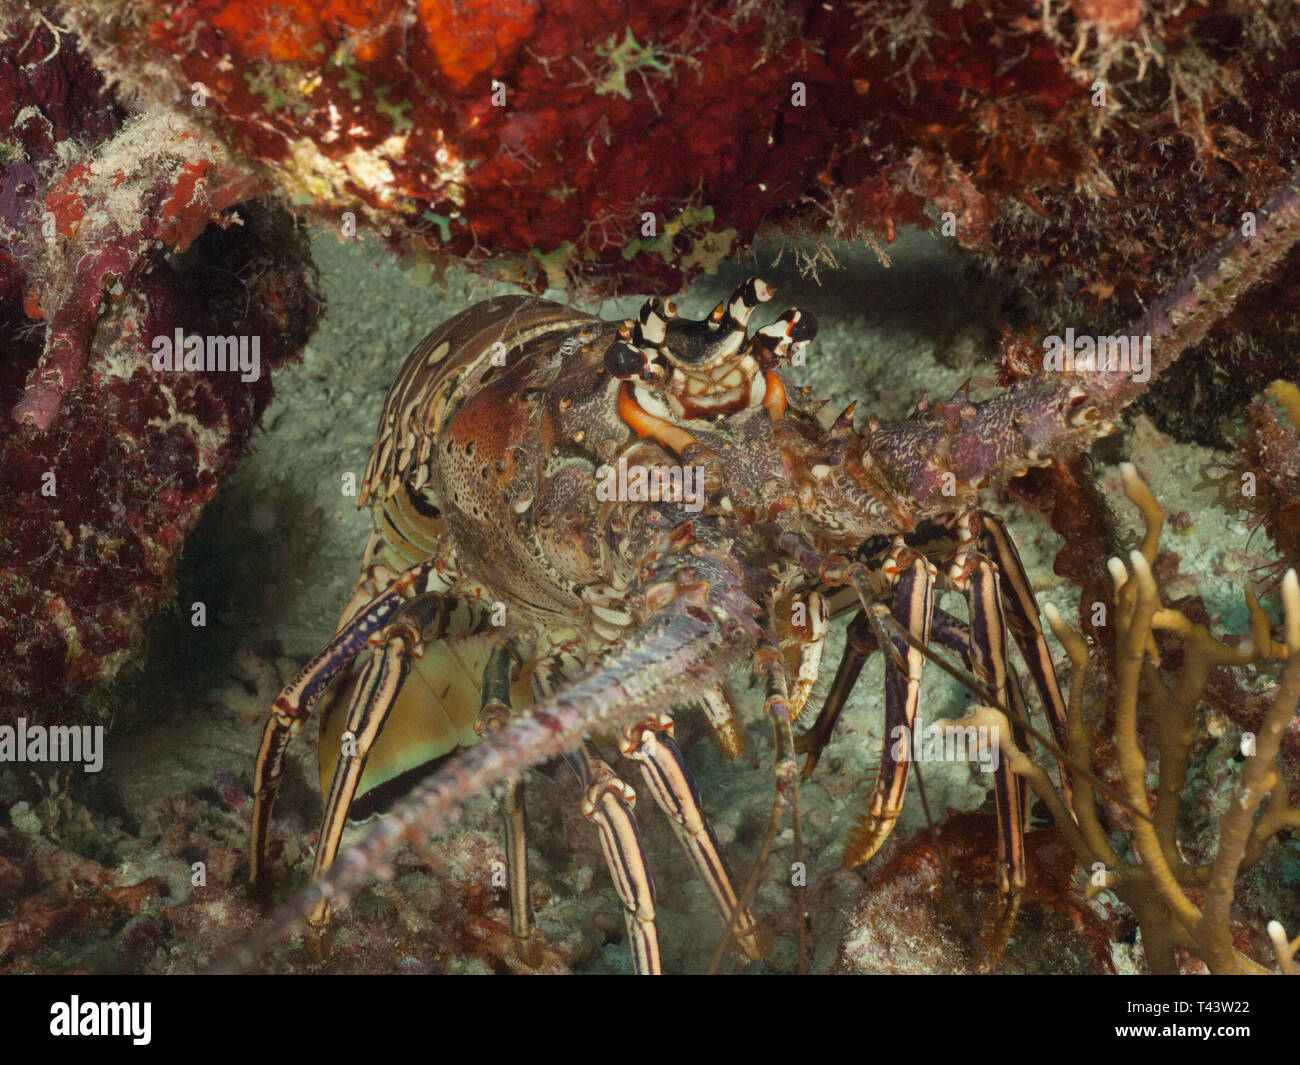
left=855, top=162, right=1300, bottom=516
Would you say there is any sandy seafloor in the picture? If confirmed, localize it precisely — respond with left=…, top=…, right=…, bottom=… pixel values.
left=10, top=225, right=1298, bottom=975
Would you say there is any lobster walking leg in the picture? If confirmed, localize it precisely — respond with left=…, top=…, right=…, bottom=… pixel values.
left=532, top=657, right=662, bottom=974
left=788, top=590, right=831, bottom=720
left=707, top=636, right=804, bottom=973
left=974, top=513, right=1073, bottom=803
left=692, top=688, right=744, bottom=758
left=796, top=609, right=878, bottom=779
left=474, top=639, right=541, bottom=965
left=250, top=556, right=447, bottom=890
left=843, top=545, right=936, bottom=868
left=946, top=546, right=1027, bottom=893
left=929, top=609, right=1034, bottom=765
left=307, top=624, right=417, bottom=956
left=569, top=741, right=661, bottom=974
left=306, top=594, right=494, bottom=956
left=621, top=714, right=764, bottom=961
left=927, top=605, right=1031, bottom=965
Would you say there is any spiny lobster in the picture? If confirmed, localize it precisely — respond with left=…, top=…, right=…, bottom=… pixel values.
left=238, top=166, right=1300, bottom=974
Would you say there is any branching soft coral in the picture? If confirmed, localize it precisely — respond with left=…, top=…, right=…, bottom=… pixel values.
left=960, top=464, right=1300, bottom=974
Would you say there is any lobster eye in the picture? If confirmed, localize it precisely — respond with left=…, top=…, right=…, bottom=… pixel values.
left=604, top=341, right=644, bottom=379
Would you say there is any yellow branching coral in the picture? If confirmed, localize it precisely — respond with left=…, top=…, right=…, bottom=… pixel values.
left=958, top=464, right=1300, bottom=974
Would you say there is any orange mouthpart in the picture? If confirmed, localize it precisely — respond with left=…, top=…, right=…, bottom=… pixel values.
left=618, top=383, right=697, bottom=455
left=763, top=371, right=787, bottom=420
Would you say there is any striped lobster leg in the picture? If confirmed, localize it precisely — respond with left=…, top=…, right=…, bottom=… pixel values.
left=532, top=654, right=662, bottom=974
left=796, top=608, right=878, bottom=780
left=973, top=512, right=1074, bottom=806
left=944, top=543, right=1028, bottom=894
left=843, top=543, right=936, bottom=868
left=249, top=556, right=451, bottom=891
left=621, top=713, right=765, bottom=961
left=473, top=639, right=542, bottom=966
left=304, top=592, right=495, bottom=957
left=569, top=740, right=661, bottom=974
left=927, top=606, right=1035, bottom=965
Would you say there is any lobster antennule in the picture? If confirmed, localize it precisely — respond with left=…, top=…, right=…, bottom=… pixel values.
left=633, top=295, right=674, bottom=349
left=650, top=277, right=809, bottom=371
left=718, top=276, right=775, bottom=332
left=746, top=306, right=818, bottom=370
